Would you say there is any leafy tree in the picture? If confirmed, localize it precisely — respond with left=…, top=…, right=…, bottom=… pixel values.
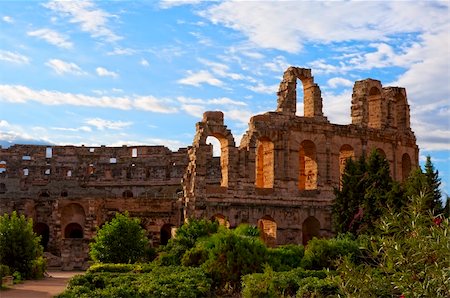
left=89, top=212, right=150, bottom=263
left=424, top=155, right=442, bottom=213
left=0, top=211, right=44, bottom=279
left=337, top=194, right=450, bottom=297
left=333, top=150, right=404, bottom=235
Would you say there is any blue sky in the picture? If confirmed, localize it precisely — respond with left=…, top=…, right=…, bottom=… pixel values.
left=0, top=1, right=449, bottom=197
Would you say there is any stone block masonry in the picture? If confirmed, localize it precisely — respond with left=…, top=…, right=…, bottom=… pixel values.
left=0, top=66, right=418, bottom=268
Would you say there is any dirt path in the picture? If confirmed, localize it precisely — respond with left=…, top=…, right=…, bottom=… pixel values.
left=1, top=271, right=81, bottom=298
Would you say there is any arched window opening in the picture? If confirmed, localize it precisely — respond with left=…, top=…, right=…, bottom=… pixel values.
left=0, top=183, right=5, bottom=194
left=299, top=140, right=317, bottom=190
left=295, top=83, right=305, bottom=117
left=206, top=135, right=229, bottom=187
left=34, top=223, right=50, bottom=251
left=368, top=87, right=382, bottom=128
left=258, top=216, right=277, bottom=247
left=339, top=144, right=355, bottom=188
left=122, top=190, right=133, bottom=198
left=87, top=164, right=95, bottom=175
left=401, top=153, right=411, bottom=181
left=160, top=224, right=174, bottom=245
left=64, top=223, right=83, bottom=238
left=23, top=168, right=29, bottom=176
left=211, top=214, right=230, bottom=228
left=0, top=161, right=6, bottom=173
left=255, top=137, right=274, bottom=188
left=60, top=190, right=68, bottom=197
left=302, top=216, right=320, bottom=245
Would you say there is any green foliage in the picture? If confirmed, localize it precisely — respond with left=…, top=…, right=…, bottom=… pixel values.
left=267, top=244, right=304, bottom=272
left=0, top=211, right=44, bottom=279
left=424, top=155, right=443, bottom=214
left=301, top=234, right=361, bottom=270
left=157, top=218, right=219, bottom=265
left=57, top=266, right=212, bottom=298
left=0, top=264, right=10, bottom=278
left=89, top=212, right=150, bottom=264
left=30, top=256, right=46, bottom=279
left=233, top=223, right=260, bottom=237
left=241, top=266, right=335, bottom=298
left=337, top=194, right=450, bottom=297
left=444, top=196, right=450, bottom=218
left=296, top=276, right=340, bottom=298
left=333, top=151, right=407, bottom=235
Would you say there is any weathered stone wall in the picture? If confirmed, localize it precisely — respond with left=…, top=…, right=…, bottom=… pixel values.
left=0, top=66, right=419, bottom=267
left=183, top=66, right=418, bottom=246
left=0, top=145, right=188, bottom=269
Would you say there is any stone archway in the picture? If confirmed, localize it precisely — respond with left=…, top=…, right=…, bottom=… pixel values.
left=302, top=216, right=320, bottom=245
left=258, top=215, right=277, bottom=247
left=211, top=214, right=230, bottom=228
left=64, top=223, right=83, bottom=238
left=299, top=140, right=317, bottom=190
left=34, top=222, right=50, bottom=251
left=160, top=223, right=174, bottom=245
left=256, top=137, right=274, bottom=188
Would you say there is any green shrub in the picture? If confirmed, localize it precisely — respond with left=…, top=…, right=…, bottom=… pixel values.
left=296, top=276, right=340, bottom=297
left=31, top=256, right=46, bottom=279
left=57, top=266, right=212, bottom=298
left=301, top=234, right=360, bottom=270
left=241, top=266, right=332, bottom=298
left=0, top=264, right=10, bottom=278
left=0, top=211, right=44, bottom=279
left=90, top=212, right=150, bottom=264
left=233, top=223, right=260, bottom=237
left=268, top=244, right=304, bottom=271
left=87, top=263, right=136, bottom=273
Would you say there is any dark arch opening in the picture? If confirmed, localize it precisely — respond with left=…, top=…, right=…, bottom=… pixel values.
left=60, top=190, right=68, bottom=197
left=39, top=190, right=50, bottom=197
left=34, top=222, right=50, bottom=251
left=64, top=223, right=83, bottom=238
left=160, top=224, right=174, bottom=245
left=302, top=216, right=320, bottom=245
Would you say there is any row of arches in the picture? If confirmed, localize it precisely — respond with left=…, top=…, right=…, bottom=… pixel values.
left=207, top=135, right=413, bottom=189
left=211, top=214, right=321, bottom=246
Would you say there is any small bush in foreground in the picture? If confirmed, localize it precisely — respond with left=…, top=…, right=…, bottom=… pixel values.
left=0, top=211, right=44, bottom=279
left=90, top=212, right=150, bottom=264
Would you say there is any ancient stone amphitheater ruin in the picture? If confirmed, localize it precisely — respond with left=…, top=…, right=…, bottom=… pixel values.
left=0, top=67, right=418, bottom=269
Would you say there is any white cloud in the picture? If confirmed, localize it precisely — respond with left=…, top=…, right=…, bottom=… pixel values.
left=160, top=0, right=202, bottom=9
left=247, top=82, right=278, bottom=94
left=44, top=0, right=121, bottom=42
left=0, top=84, right=177, bottom=114
left=201, top=1, right=449, bottom=53
left=263, top=56, right=289, bottom=72
left=52, top=126, right=92, bottom=132
left=327, top=77, right=353, bottom=89
left=85, top=118, right=132, bottom=130
left=198, top=58, right=245, bottom=80
left=27, top=28, right=73, bottom=49
left=0, top=120, right=10, bottom=128
left=322, top=90, right=353, bottom=125
left=107, top=48, right=136, bottom=56
left=178, top=96, right=246, bottom=106
left=46, top=59, right=86, bottom=75
left=96, top=67, right=118, bottom=78
left=225, top=109, right=253, bottom=125
left=2, top=16, right=14, bottom=23
left=140, top=59, right=149, bottom=67
left=133, top=96, right=178, bottom=113
left=181, top=104, right=204, bottom=118
left=178, top=70, right=223, bottom=87
left=0, top=50, right=30, bottom=64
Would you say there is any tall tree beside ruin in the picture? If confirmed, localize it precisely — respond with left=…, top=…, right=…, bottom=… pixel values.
left=333, top=150, right=403, bottom=235
left=424, top=156, right=442, bottom=214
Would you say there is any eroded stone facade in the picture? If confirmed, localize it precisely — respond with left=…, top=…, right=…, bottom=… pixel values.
left=0, top=66, right=418, bottom=268
left=182, top=66, right=418, bottom=246
left=0, top=145, right=187, bottom=269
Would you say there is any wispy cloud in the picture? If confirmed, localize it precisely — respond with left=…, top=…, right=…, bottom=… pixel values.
left=85, top=118, right=132, bottom=130
left=178, top=96, right=246, bottom=106
left=46, top=59, right=86, bottom=75
left=107, top=47, right=136, bottom=56
left=140, top=59, right=149, bottom=67
left=96, top=67, right=118, bottom=78
left=52, top=126, right=92, bottom=132
left=2, top=16, right=14, bottom=23
left=178, top=70, right=223, bottom=87
left=160, top=0, right=202, bottom=9
left=0, top=84, right=177, bottom=113
left=0, top=50, right=30, bottom=64
left=327, top=77, right=353, bottom=89
left=27, top=28, right=73, bottom=49
left=44, top=0, right=121, bottom=42
left=247, top=82, right=278, bottom=94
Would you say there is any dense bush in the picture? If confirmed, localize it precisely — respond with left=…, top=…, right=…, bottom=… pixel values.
left=0, top=211, right=44, bottom=279
left=337, top=194, right=450, bottom=297
left=241, top=266, right=336, bottom=298
left=157, top=218, right=219, bottom=265
left=267, top=244, right=304, bottom=272
left=90, top=212, right=151, bottom=263
left=57, top=266, right=212, bottom=298
left=301, top=234, right=361, bottom=270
